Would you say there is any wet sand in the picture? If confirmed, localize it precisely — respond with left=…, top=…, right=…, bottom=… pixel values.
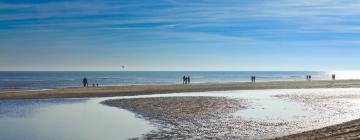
left=102, top=89, right=360, bottom=139
left=103, top=96, right=251, bottom=139
left=3, top=80, right=360, bottom=139
left=2, top=80, right=360, bottom=100
left=273, top=92, right=360, bottom=140
left=274, top=118, right=360, bottom=140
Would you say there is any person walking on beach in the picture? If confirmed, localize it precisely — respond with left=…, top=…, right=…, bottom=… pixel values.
left=309, top=75, right=312, bottom=81
left=332, top=74, right=336, bottom=80
left=82, top=77, right=88, bottom=87
left=253, top=76, right=256, bottom=83
left=187, top=76, right=191, bottom=84
left=306, top=75, right=309, bottom=81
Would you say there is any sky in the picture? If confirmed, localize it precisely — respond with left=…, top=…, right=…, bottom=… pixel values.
left=1, top=0, right=360, bottom=71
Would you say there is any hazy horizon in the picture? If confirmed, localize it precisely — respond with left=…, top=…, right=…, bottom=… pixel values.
left=2, top=0, right=360, bottom=71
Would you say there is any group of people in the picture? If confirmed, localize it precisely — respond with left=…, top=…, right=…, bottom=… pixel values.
left=82, top=77, right=99, bottom=87
left=306, top=74, right=336, bottom=81
left=182, top=76, right=191, bottom=84
left=82, top=74, right=338, bottom=87
left=251, top=75, right=256, bottom=83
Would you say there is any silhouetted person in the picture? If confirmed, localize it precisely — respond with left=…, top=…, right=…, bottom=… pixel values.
left=253, top=76, right=256, bottom=83
left=96, top=83, right=99, bottom=87
left=183, top=76, right=186, bottom=84
left=82, top=77, right=88, bottom=87
left=332, top=74, right=336, bottom=80
left=309, top=75, right=312, bottom=81
left=187, top=76, right=191, bottom=84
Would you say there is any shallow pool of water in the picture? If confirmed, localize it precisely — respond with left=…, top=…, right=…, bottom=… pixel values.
left=0, top=98, right=156, bottom=140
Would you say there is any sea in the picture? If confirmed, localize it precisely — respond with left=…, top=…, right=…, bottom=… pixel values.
left=0, top=71, right=359, bottom=89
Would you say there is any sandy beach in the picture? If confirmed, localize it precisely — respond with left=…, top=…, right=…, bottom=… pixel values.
left=3, top=80, right=360, bottom=139
left=2, top=80, right=360, bottom=100
left=101, top=88, right=360, bottom=139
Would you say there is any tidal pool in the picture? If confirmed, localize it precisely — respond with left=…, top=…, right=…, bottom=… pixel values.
left=2, top=88, right=360, bottom=139
left=0, top=98, right=156, bottom=140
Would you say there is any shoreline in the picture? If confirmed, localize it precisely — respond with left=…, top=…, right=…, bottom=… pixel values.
left=2, top=80, right=360, bottom=100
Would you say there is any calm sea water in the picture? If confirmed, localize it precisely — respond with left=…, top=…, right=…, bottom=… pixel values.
left=0, top=71, right=359, bottom=89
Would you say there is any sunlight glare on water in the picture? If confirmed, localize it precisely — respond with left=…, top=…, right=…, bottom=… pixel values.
left=330, top=71, right=360, bottom=80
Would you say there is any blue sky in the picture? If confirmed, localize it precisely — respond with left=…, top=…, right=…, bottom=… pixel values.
left=1, top=0, right=360, bottom=71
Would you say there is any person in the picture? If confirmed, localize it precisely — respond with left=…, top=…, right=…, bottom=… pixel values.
left=309, top=75, right=312, bottom=81
left=306, top=75, right=309, bottom=81
left=251, top=76, right=254, bottom=83
left=183, top=76, right=186, bottom=84
left=187, top=76, right=191, bottom=84
left=332, top=74, right=336, bottom=80
left=96, top=83, right=99, bottom=87
left=253, top=75, right=256, bottom=83
left=82, top=77, right=88, bottom=87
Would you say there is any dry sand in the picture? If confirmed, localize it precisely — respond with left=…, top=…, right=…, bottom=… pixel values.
left=2, top=80, right=360, bottom=100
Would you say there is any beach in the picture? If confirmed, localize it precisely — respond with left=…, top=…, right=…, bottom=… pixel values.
left=273, top=91, right=360, bottom=140
left=3, top=0, right=360, bottom=139
left=3, top=80, right=360, bottom=139
left=273, top=118, right=360, bottom=139
left=2, top=80, right=360, bottom=100
left=103, top=96, right=249, bottom=139
left=101, top=88, right=360, bottom=139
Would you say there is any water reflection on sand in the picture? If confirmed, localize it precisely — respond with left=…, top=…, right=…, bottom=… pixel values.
left=103, top=88, right=360, bottom=139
